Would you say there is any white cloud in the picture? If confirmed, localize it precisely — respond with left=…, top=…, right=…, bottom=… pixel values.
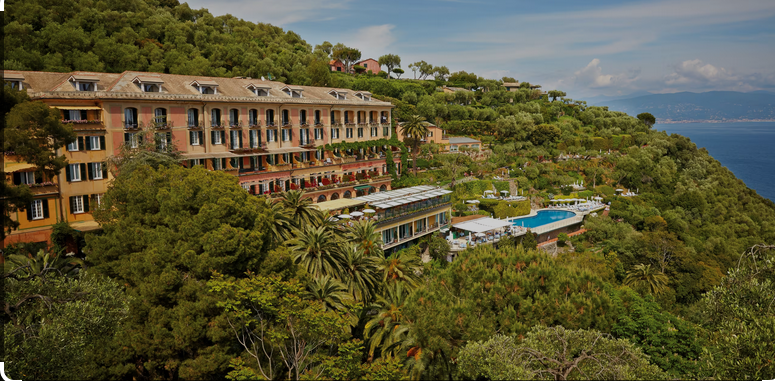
left=665, top=59, right=734, bottom=85
left=339, top=24, right=397, bottom=61
left=184, top=0, right=353, bottom=26
left=569, top=59, right=640, bottom=89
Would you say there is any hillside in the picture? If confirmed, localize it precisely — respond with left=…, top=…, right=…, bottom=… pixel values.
left=601, top=91, right=775, bottom=122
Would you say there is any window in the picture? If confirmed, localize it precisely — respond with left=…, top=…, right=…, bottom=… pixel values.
left=267, top=129, right=275, bottom=142
left=301, top=110, right=307, bottom=125
left=66, top=110, right=87, bottom=121
left=329, top=91, right=347, bottom=100
left=363, top=63, right=368, bottom=68
left=189, top=159, right=203, bottom=167
left=89, top=162, right=105, bottom=180
left=188, top=109, right=199, bottom=127
left=67, top=163, right=83, bottom=182
left=212, top=158, right=222, bottom=170
left=77, top=82, right=95, bottom=91
left=331, top=128, right=340, bottom=139
left=344, top=112, right=350, bottom=124
left=93, top=194, right=104, bottom=207
left=70, top=195, right=88, bottom=214
left=314, top=128, right=323, bottom=140
left=249, top=130, right=260, bottom=148
left=190, top=130, right=203, bottom=146
left=249, top=109, right=258, bottom=126
left=230, top=130, right=242, bottom=149
left=315, top=110, right=321, bottom=125
left=124, top=108, right=138, bottom=129
left=85, top=136, right=102, bottom=150
left=282, top=153, right=290, bottom=163
left=266, top=109, right=275, bottom=126
left=282, top=87, right=303, bottom=98
left=346, top=128, right=353, bottom=138
left=371, top=127, right=378, bottom=137
left=229, top=109, right=240, bottom=127
left=357, top=128, right=363, bottom=138
left=31, top=199, right=44, bottom=220
left=211, top=109, right=222, bottom=127
left=156, top=132, right=171, bottom=150
left=124, top=132, right=139, bottom=148
left=6, top=80, right=23, bottom=90
left=282, top=110, right=290, bottom=126
left=143, top=83, right=160, bottom=92
left=154, top=108, right=167, bottom=126
left=19, top=172, right=36, bottom=185
left=315, top=149, right=322, bottom=160
left=212, top=130, right=224, bottom=145
left=383, top=127, right=389, bottom=136
left=281, top=129, right=289, bottom=142
left=67, top=139, right=79, bottom=151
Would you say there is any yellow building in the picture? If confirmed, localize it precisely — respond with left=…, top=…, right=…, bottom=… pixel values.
left=314, top=185, right=452, bottom=253
left=2, top=70, right=399, bottom=247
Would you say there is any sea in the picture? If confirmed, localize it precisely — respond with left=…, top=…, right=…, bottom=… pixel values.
left=655, top=122, right=775, bottom=202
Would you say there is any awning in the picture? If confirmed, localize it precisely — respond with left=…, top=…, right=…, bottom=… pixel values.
left=53, top=106, right=102, bottom=110
left=266, top=147, right=313, bottom=154
left=453, top=217, right=513, bottom=233
left=70, top=220, right=102, bottom=232
left=313, top=198, right=366, bottom=212
left=4, top=162, right=37, bottom=172
left=354, top=185, right=371, bottom=191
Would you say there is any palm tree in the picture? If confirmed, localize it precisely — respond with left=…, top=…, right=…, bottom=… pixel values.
left=377, top=250, right=423, bottom=288
left=304, top=275, right=351, bottom=312
left=364, top=282, right=413, bottom=358
left=290, top=225, right=344, bottom=279
left=346, top=220, right=384, bottom=257
left=262, top=197, right=293, bottom=248
left=339, top=244, right=380, bottom=302
left=277, top=189, right=322, bottom=229
left=624, top=263, right=669, bottom=295
left=4, top=249, right=85, bottom=279
left=400, top=115, right=430, bottom=175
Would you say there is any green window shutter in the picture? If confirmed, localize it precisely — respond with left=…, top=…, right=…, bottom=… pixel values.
left=42, top=199, right=50, bottom=218
left=198, top=131, right=204, bottom=144
left=87, top=162, right=94, bottom=180
left=102, top=165, right=108, bottom=179
left=66, top=165, right=72, bottom=182
left=83, top=195, right=90, bottom=213
left=26, top=202, right=34, bottom=221
left=190, top=131, right=195, bottom=144
left=100, top=136, right=106, bottom=150
left=239, top=132, right=243, bottom=148
left=211, top=131, right=216, bottom=143
left=69, top=196, right=75, bottom=214
left=80, top=163, right=87, bottom=178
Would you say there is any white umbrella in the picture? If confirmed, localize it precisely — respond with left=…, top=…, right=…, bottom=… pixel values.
left=440, top=228, right=449, bottom=233
left=475, top=232, right=486, bottom=237
left=484, top=190, right=494, bottom=194
left=466, top=200, right=480, bottom=204
left=338, top=214, right=352, bottom=219
left=328, top=217, right=339, bottom=222
left=350, top=211, right=364, bottom=217
left=363, top=209, right=376, bottom=213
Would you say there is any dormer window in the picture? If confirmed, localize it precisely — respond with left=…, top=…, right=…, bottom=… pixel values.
left=247, top=84, right=271, bottom=97
left=4, top=73, right=24, bottom=90
left=328, top=89, right=347, bottom=100
left=191, top=80, right=219, bottom=94
left=133, top=76, right=164, bottom=92
left=281, top=86, right=303, bottom=98
left=355, top=91, right=372, bottom=101
left=69, top=75, right=99, bottom=92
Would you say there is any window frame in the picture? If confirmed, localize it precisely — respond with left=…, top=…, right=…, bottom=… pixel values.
left=72, top=196, right=85, bottom=214
left=31, top=199, right=44, bottom=220
left=69, top=164, right=82, bottom=182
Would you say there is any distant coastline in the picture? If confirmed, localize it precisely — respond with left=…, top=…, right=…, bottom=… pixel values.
left=656, top=119, right=775, bottom=124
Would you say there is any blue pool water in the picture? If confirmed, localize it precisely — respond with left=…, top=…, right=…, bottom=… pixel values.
left=511, top=210, right=576, bottom=229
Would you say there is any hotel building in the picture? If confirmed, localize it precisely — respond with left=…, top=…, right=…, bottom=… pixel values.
left=2, top=70, right=400, bottom=246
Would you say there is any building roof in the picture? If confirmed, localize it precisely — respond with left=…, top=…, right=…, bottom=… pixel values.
left=356, top=185, right=451, bottom=210
left=453, top=217, right=512, bottom=233
left=443, top=86, right=471, bottom=92
left=448, top=137, right=481, bottom=144
left=502, top=82, right=520, bottom=87
left=313, top=198, right=366, bottom=212
left=4, top=70, right=393, bottom=108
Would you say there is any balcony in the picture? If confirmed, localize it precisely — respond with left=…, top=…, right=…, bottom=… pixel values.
left=188, top=123, right=201, bottom=130
left=315, top=121, right=324, bottom=127
left=211, top=119, right=225, bottom=129
left=27, top=182, right=59, bottom=196
left=381, top=221, right=450, bottom=249
left=266, top=121, right=277, bottom=127
left=376, top=201, right=452, bottom=227
left=281, top=122, right=293, bottom=128
left=332, top=121, right=343, bottom=127
left=249, top=121, right=262, bottom=129
left=62, top=119, right=104, bottom=130
left=152, top=118, right=173, bottom=130
left=229, top=120, right=243, bottom=129
left=300, top=121, right=310, bottom=127
left=122, top=120, right=140, bottom=130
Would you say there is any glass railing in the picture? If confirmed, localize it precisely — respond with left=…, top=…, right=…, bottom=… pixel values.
left=376, top=196, right=452, bottom=223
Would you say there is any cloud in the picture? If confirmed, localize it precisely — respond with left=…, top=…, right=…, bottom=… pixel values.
left=665, top=59, right=735, bottom=85
left=184, top=0, right=353, bottom=26
left=570, top=59, right=640, bottom=89
left=339, top=24, right=397, bottom=60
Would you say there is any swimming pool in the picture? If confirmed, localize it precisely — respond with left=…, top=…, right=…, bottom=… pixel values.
left=511, top=210, right=576, bottom=229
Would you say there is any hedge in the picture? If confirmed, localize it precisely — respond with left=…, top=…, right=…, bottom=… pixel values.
left=493, top=200, right=531, bottom=218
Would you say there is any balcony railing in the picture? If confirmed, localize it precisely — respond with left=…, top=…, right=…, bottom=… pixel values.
left=123, top=120, right=140, bottom=130
left=211, top=119, right=225, bottom=129
left=266, top=120, right=277, bottom=127
left=249, top=120, right=262, bottom=128
left=376, top=201, right=452, bottom=227
left=152, top=118, right=173, bottom=130
left=229, top=120, right=243, bottom=128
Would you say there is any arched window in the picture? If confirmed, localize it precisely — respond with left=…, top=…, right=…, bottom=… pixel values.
left=317, top=195, right=327, bottom=203
left=229, top=109, right=240, bottom=127
left=211, top=109, right=222, bottom=127
left=315, top=110, right=321, bottom=125
left=343, top=191, right=352, bottom=199
left=331, top=192, right=340, bottom=200
left=154, top=108, right=167, bottom=127
left=356, top=189, right=364, bottom=197
left=266, top=109, right=275, bottom=126
left=188, top=109, right=199, bottom=127
left=124, top=108, right=138, bottom=129
left=379, top=185, right=387, bottom=192
left=249, top=109, right=258, bottom=126
left=369, top=186, right=376, bottom=194
left=301, top=110, right=307, bottom=125
left=282, top=110, right=290, bottom=126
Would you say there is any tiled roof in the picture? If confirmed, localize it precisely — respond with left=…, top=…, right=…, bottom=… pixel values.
left=6, top=70, right=393, bottom=107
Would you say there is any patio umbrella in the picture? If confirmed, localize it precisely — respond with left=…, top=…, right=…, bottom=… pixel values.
left=484, top=190, right=494, bottom=193
left=363, top=209, right=376, bottom=213
left=475, top=232, right=486, bottom=237
left=466, top=200, right=480, bottom=204
left=338, top=214, right=352, bottom=219
left=350, top=211, right=364, bottom=217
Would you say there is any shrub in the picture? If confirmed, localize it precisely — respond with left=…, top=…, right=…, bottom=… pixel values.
left=557, top=233, right=569, bottom=246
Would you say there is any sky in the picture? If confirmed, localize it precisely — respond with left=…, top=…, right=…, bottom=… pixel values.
left=184, top=0, right=775, bottom=99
